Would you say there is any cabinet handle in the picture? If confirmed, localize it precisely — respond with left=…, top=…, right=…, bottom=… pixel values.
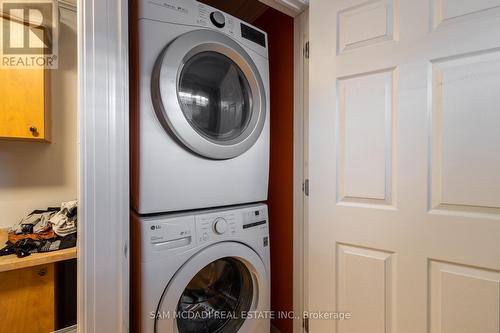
left=29, top=126, right=38, bottom=134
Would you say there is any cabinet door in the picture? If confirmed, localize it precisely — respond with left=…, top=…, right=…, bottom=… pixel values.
left=0, top=264, right=55, bottom=333
left=0, top=68, right=49, bottom=141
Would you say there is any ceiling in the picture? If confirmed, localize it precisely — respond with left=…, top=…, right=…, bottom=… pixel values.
left=198, top=0, right=269, bottom=23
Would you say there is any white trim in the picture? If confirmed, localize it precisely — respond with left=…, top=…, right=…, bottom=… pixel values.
left=293, top=9, right=309, bottom=333
left=77, top=0, right=129, bottom=331
left=259, top=0, right=309, bottom=17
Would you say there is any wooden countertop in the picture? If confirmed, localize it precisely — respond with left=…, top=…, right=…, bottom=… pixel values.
left=0, top=228, right=77, bottom=273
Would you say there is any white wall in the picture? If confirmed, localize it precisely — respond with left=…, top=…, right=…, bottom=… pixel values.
left=0, top=8, right=77, bottom=229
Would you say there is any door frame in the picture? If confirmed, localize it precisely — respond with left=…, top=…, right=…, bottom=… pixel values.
left=78, top=0, right=130, bottom=331
left=293, top=8, right=309, bottom=333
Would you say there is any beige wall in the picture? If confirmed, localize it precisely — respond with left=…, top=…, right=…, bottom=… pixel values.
left=0, top=8, right=77, bottom=228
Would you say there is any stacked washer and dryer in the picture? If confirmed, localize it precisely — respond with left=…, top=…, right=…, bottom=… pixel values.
left=131, top=0, right=271, bottom=332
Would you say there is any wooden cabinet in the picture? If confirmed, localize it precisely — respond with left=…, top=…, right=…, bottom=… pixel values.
left=0, top=243, right=76, bottom=332
left=0, top=264, right=55, bottom=333
left=0, top=68, right=50, bottom=141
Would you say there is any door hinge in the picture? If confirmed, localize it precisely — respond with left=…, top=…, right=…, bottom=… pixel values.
left=303, top=178, right=309, bottom=196
left=304, top=41, right=310, bottom=59
left=303, top=316, right=309, bottom=332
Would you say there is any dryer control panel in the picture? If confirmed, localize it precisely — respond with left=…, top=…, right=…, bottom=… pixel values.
left=138, top=0, right=268, bottom=59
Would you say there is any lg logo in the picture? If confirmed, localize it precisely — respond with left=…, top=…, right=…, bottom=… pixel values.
left=151, top=225, right=162, bottom=231
left=1, top=0, right=58, bottom=68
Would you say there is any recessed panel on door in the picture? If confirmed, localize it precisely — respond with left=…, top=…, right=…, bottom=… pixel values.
left=432, top=0, right=500, bottom=29
left=337, top=244, right=396, bottom=333
left=429, top=260, right=500, bottom=333
left=337, top=0, right=398, bottom=53
left=337, top=69, right=396, bottom=207
left=430, top=50, right=500, bottom=215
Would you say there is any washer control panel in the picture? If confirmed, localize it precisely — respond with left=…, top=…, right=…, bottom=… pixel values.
left=140, top=214, right=197, bottom=255
left=195, top=205, right=268, bottom=245
left=196, top=212, right=237, bottom=244
left=137, top=204, right=268, bottom=261
left=243, top=207, right=268, bottom=230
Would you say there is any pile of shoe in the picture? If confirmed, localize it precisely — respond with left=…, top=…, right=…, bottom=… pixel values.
left=0, top=200, right=77, bottom=258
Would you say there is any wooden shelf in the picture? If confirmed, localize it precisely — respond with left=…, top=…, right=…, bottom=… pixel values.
left=0, top=247, right=77, bottom=273
left=0, top=229, right=77, bottom=273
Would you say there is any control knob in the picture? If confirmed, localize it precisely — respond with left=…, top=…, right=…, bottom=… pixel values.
left=210, top=11, right=225, bottom=28
left=213, top=217, right=228, bottom=234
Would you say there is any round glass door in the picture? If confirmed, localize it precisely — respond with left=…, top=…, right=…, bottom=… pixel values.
left=154, top=242, right=269, bottom=333
left=152, top=29, right=266, bottom=160
left=176, top=257, right=253, bottom=333
left=178, top=52, right=252, bottom=142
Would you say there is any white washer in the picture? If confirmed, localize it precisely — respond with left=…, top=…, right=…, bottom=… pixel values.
left=132, top=0, right=270, bottom=214
left=132, top=204, right=271, bottom=333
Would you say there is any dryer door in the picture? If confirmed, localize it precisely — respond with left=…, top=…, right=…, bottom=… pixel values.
left=155, top=242, right=269, bottom=333
left=151, top=29, right=266, bottom=160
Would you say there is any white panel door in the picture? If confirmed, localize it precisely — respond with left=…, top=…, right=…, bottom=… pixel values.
left=308, top=0, right=500, bottom=332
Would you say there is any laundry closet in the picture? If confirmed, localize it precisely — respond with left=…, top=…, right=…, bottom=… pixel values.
left=129, top=0, right=296, bottom=332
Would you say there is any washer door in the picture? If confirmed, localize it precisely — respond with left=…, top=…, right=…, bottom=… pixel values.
left=151, top=29, right=266, bottom=160
left=155, top=242, right=269, bottom=333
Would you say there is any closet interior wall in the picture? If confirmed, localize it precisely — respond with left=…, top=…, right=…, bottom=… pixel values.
left=254, top=7, right=294, bottom=333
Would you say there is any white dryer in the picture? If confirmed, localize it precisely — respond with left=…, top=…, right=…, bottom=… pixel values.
left=131, top=204, right=271, bottom=333
left=131, top=0, right=270, bottom=214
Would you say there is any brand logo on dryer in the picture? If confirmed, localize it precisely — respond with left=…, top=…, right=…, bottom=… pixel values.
left=150, top=225, right=161, bottom=230
left=149, top=0, right=188, bottom=14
